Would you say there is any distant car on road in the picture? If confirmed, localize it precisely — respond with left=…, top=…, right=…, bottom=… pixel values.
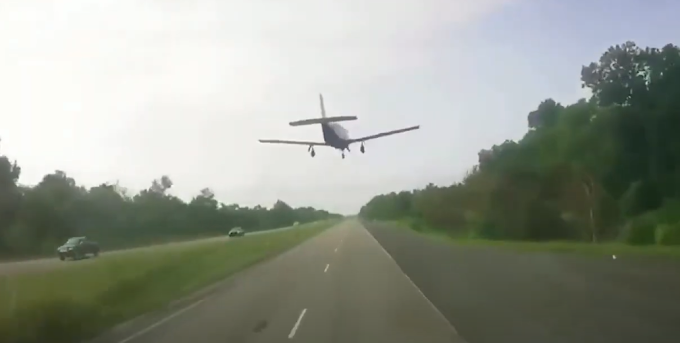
left=57, top=237, right=99, bottom=261
left=228, top=227, right=245, bottom=237
left=57, top=236, right=100, bottom=261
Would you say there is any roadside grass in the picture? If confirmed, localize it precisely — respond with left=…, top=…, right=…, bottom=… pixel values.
left=0, top=220, right=337, bottom=343
left=388, top=219, right=680, bottom=259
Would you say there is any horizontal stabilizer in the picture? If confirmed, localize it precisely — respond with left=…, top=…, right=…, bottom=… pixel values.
left=258, top=139, right=329, bottom=146
left=289, top=116, right=358, bottom=127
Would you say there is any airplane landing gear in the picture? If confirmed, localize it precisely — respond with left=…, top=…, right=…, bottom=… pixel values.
left=341, top=146, right=349, bottom=159
left=360, top=142, right=365, bottom=154
left=308, top=145, right=316, bottom=157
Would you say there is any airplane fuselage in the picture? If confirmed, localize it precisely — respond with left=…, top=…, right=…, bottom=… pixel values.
left=322, top=123, right=351, bottom=150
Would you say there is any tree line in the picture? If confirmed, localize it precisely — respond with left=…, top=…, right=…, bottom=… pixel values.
left=0, top=148, right=342, bottom=258
left=360, top=41, right=680, bottom=246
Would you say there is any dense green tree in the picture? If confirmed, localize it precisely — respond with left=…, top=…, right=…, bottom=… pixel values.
left=0, top=139, right=23, bottom=252
left=360, top=41, right=680, bottom=246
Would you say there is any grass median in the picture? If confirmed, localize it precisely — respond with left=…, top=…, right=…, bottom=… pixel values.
left=388, top=219, right=680, bottom=259
left=0, top=220, right=337, bottom=343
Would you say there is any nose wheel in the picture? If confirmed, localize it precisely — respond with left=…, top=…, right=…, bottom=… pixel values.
left=360, top=142, right=365, bottom=154
left=308, top=145, right=316, bottom=157
left=342, top=145, right=351, bottom=159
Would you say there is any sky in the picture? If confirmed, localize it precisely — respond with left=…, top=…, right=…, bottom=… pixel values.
left=0, top=0, right=679, bottom=215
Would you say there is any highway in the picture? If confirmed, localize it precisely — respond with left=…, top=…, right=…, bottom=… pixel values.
left=93, top=220, right=463, bottom=343
left=90, top=220, right=680, bottom=343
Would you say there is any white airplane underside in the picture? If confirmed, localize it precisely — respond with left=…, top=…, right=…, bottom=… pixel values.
left=258, top=94, right=420, bottom=159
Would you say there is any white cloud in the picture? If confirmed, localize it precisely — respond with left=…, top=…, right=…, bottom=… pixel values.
left=0, top=0, right=515, bottom=213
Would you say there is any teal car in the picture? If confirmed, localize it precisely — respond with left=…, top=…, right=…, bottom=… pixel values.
left=57, top=236, right=100, bottom=261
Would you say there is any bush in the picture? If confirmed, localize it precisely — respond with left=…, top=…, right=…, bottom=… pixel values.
left=655, top=222, right=680, bottom=246
left=620, top=180, right=663, bottom=218
left=524, top=200, right=573, bottom=241
left=652, top=198, right=680, bottom=224
left=467, top=216, right=502, bottom=240
left=620, top=215, right=657, bottom=245
left=408, top=219, right=424, bottom=232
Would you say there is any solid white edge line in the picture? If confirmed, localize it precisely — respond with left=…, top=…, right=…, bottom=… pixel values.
left=118, top=299, right=205, bottom=343
left=360, top=225, right=463, bottom=338
left=288, top=308, right=307, bottom=339
left=324, top=264, right=330, bottom=273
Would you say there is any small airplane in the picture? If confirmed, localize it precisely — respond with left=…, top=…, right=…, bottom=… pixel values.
left=258, top=94, right=420, bottom=159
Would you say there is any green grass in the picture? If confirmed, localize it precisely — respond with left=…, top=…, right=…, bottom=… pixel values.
left=448, top=237, right=680, bottom=258
left=0, top=220, right=337, bottom=343
left=390, top=219, right=680, bottom=259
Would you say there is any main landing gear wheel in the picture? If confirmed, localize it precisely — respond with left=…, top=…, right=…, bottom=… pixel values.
left=308, top=145, right=316, bottom=157
left=360, top=142, right=365, bottom=154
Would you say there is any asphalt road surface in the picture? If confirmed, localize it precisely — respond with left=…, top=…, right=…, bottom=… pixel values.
left=365, top=221, right=680, bottom=343
left=91, top=220, right=679, bottom=343
left=94, top=220, right=463, bottom=343
left=0, top=226, right=294, bottom=276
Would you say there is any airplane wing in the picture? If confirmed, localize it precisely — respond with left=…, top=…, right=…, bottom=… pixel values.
left=347, top=125, right=420, bottom=143
left=258, top=139, right=330, bottom=146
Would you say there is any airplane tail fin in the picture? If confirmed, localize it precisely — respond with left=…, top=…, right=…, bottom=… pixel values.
left=320, top=93, right=326, bottom=118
